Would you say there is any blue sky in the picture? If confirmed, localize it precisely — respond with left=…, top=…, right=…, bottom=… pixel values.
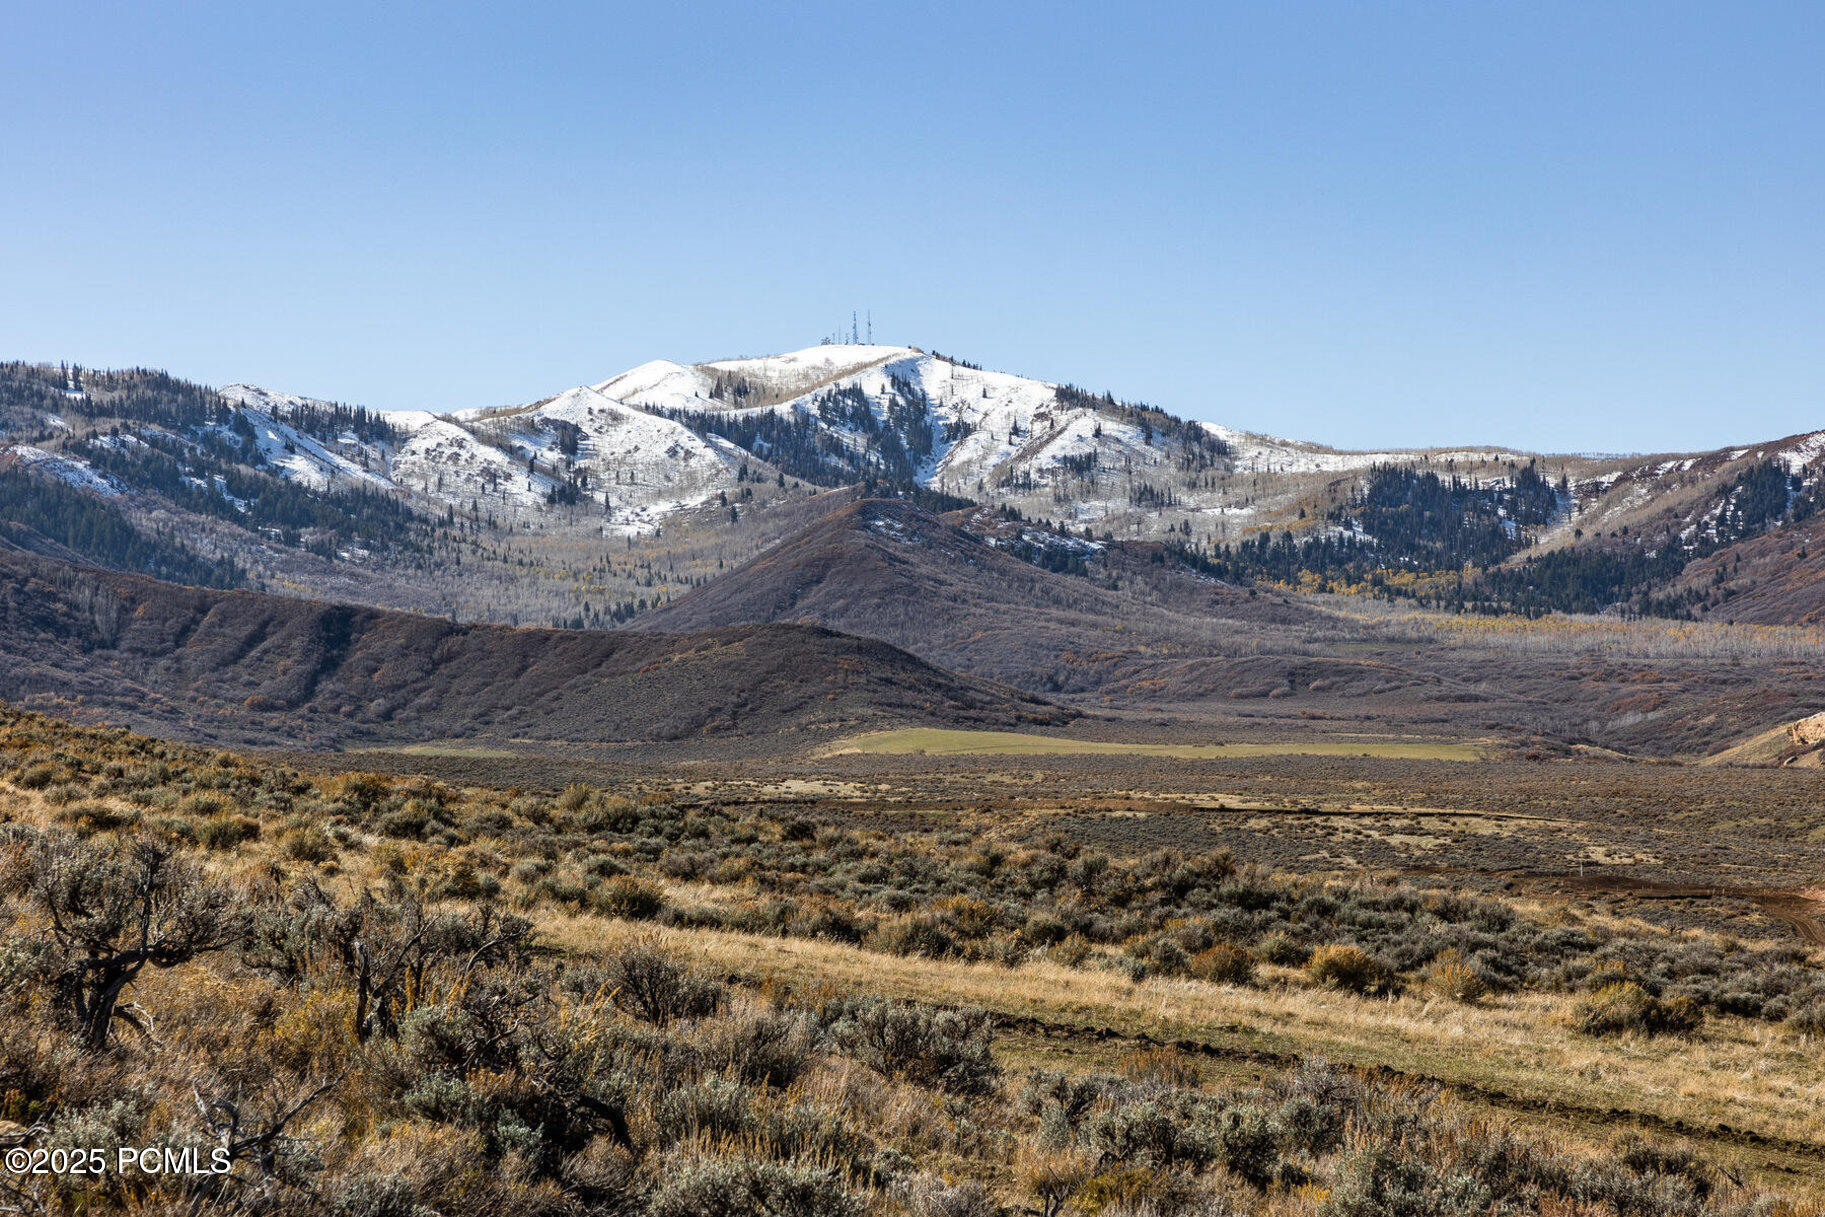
left=4, top=1, right=1821, bottom=453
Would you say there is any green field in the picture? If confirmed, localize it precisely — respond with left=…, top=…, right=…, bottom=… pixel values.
left=349, top=740, right=525, bottom=759
left=832, top=727, right=1488, bottom=761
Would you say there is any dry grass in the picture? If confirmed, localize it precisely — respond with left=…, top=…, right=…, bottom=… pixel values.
left=1327, top=594, right=1825, bottom=661
left=831, top=726, right=1489, bottom=761
left=11, top=701, right=1825, bottom=1206
left=542, top=910, right=1825, bottom=1158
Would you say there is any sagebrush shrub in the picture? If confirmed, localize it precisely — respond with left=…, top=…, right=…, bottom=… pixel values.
left=14, top=760, right=59, bottom=790
left=594, top=875, right=667, bottom=920
left=1305, top=945, right=1397, bottom=996
left=194, top=813, right=260, bottom=850
left=1785, top=998, right=1825, bottom=1034
left=703, top=1007, right=820, bottom=1089
left=1256, top=932, right=1309, bottom=967
left=1192, top=943, right=1256, bottom=986
left=890, top=1173, right=1005, bottom=1217
left=1572, top=982, right=1704, bottom=1038
left=178, top=791, right=227, bottom=818
left=1583, top=959, right=1633, bottom=991
left=602, top=941, right=724, bottom=1026
left=648, top=1155, right=862, bottom=1217
left=1420, top=949, right=1487, bottom=1004
left=873, top=916, right=960, bottom=960
left=1215, top=1106, right=1282, bottom=1189
left=829, top=998, right=1001, bottom=1096
left=53, top=802, right=136, bottom=834
left=652, top=1076, right=753, bottom=1145
left=279, top=824, right=336, bottom=863
left=1084, top=1098, right=1216, bottom=1171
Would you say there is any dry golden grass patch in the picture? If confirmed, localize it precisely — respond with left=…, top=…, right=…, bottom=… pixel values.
left=541, top=910, right=1825, bottom=1155
left=828, top=726, right=1491, bottom=762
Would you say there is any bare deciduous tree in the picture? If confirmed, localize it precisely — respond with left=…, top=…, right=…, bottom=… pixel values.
left=30, top=834, right=245, bottom=1050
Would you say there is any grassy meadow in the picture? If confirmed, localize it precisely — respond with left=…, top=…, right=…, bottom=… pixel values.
left=830, top=728, right=1490, bottom=762
left=2, top=704, right=1823, bottom=1215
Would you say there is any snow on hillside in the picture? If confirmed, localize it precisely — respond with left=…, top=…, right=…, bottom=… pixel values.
left=590, top=360, right=719, bottom=412
left=213, top=379, right=745, bottom=534
left=704, top=344, right=914, bottom=381
left=216, top=383, right=400, bottom=492
left=595, top=345, right=1536, bottom=493
left=749, top=349, right=1073, bottom=482
left=601, top=345, right=1132, bottom=486
left=5, top=444, right=121, bottom=495
left=390, top=417, right=548, bottom=507
left=17, top=350, right=1817, bottom=616
left=211, top=348, right=1604, bottom=541
left=219, top=383, right=337, bottom=416
left=578, top=345, right=1555, bottom=535
left=598, top=346, right=915, bottom=413
left=1773, top=431, right=1825, bottom=473
left=1201, top=422, right=1528, bottom=477
left=252, top=413, right=392, bottom=492
left=465, top=385, right=740, bottom=526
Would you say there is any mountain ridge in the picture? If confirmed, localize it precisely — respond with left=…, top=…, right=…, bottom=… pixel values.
left=3, top=350, right=1822, bottom=628
left=0, top=545, right=1069, bottom=749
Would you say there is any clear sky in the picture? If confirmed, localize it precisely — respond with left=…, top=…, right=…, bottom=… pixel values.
left=4, top=2, right=1821, bottom=454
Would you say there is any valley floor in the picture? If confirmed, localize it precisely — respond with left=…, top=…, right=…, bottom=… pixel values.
left=6, top=703, right=1825, bottom=1214
left=328, top=719, right=1825, bottom=1191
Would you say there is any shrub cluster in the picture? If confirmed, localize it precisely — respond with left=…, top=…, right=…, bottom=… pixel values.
left=0, top=815, right=1789, bottom=1216
left=1572, top=981, right=1706, bottom=1038
left=4, top=702, right=1823, bottom=1029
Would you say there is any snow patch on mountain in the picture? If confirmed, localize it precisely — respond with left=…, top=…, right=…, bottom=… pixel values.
left=253, top=414, right=392, bottom=491
left=592, top=361, right=720, bottom=412
left=702, top=345, right=914, bottom=398
left=6, top=444, right=122, bottom=496
left=408, top=385, right=742, bottom=529
left=392, top=417, right=551, bottom=508
left=220, top=383, right=339, bottom=415
left=1774, top=431, right=1825, bottom=473
left=1202, top=422, right=1527, bottom=476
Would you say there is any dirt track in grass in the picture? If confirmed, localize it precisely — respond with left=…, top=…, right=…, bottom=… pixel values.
left=1548, top=874, right=1825, bottom=947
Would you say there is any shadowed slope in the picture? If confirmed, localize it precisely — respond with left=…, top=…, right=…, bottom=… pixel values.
left=638, top=498, right=1330, bottom=696
left=0, top=549, right=1067, bottom=748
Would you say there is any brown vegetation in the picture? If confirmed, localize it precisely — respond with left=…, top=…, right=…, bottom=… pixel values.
left=0, top=548, right=1067, bottom=749
left=3, top=705, right=1825, bottom=1211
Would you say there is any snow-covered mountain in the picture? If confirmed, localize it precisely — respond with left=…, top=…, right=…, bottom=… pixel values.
left=16, top=345, right=1825, bottom=553
left=21, top=344, right=1823, bottom=553
left=195, top=343, right=1529, bottom=542
left=588, top=343, right=1555, bottom=541
left=7, top=347, right=1824, bottom=628
left=215, top=379, right=758, bottom=534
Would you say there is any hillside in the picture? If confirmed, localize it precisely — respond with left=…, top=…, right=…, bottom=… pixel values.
left=12, top=702, right=1825, bottom=1213
left=594, top=344, right=1554, bottom=542
left=4, top=353, right=1824, bottom=627
left=0, top=548, right=1066, bottom=748
left=639, top=497, right=1333, bottom=694
left=1701, top=709, right=1825, bottom=768
left=642, top=499, right=1825, bottom=758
